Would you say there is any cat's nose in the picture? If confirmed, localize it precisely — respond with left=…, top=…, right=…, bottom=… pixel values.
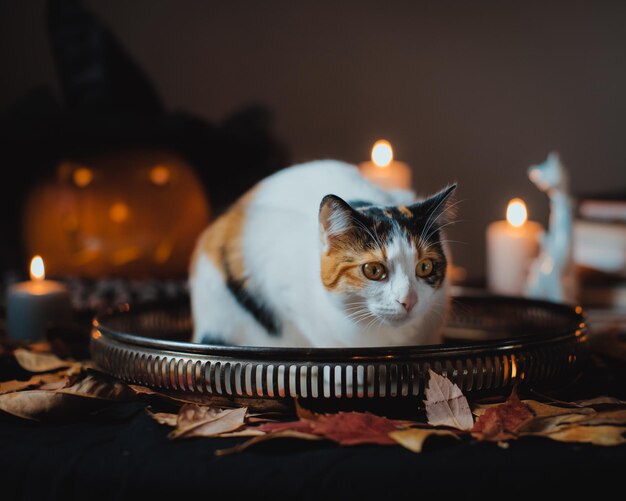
left=397, top=296, right=416, bottom=312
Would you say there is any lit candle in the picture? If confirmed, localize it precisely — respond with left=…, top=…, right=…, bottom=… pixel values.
left=358, top=139, right=412, bottom=191
left=6, top=256, right=72, bottom=342
left=486, top=199, right=544, bottom=296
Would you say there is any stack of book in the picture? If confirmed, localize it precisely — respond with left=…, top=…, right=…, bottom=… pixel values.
left=574, top=190, right=626, bottom=310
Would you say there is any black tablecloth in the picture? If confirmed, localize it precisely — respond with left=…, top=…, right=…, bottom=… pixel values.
left=1, top=358, right=626, bottom=500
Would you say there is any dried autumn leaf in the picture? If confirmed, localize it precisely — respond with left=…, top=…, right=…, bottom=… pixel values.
left=56, top=374, right=132, bottom=401
left=146, top=408, right=178, bottom=427
left=310, top=412, right=402, bottom=445
left=0, top=372, right=68, bottom=395
left=0, top=390, right=63, bottom=419
left=575, top=396, right=626, bottom=407
left=215, top=430, right=323, bottom=456
left=576, top=409, right=626, bottom=426
left=471, top=389, right=533, bottom=441
left=536, top=426, right=626, bottom=446
left=424, top=370, right=473, bottom=430
left=14, top=348, right=72, bottom=372
left=389, top=428, right=458, bottom=453
left=169, top=404, right=247, bottom=439
left=128, top=384, right=214, bottom=405
left=523, top=400, right=595, bottom=419
left=259, top=419, right=315, bottom=434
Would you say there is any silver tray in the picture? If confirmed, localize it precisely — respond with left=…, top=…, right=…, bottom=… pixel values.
left=90, top=294, right=588, bottom=411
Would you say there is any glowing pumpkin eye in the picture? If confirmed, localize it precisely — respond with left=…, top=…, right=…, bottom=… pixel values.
left=362, top=262, right=387, bottom=281
left=416, top=259, right=434, bottom=278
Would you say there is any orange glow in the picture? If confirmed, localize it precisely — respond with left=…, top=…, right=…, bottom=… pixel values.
left=506, top=198, right=528, bottom=227
left=371, top=140, right=393, bottom=168
left=30, top=255, right=45, bottom=281
left=150, top=165, right=171, bottom=186
left=73, top=167, right=93, bottom=188
left=109, top=202, right=130, bottom=223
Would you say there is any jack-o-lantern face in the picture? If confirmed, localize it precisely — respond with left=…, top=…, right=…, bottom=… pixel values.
left=23, top=149, right=211, bottom=278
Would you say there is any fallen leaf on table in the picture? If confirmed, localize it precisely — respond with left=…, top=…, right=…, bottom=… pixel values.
left=523, top=400, right=595, bottom=419
left=471, top=389, right=533, bottom=441
left=215, top=430, right=323, bottom=456
left=534, top=426, right=626, bottom=446
left=575, top=409, right=626, bottom=426
left=259, top=419, right=315, bottom=434
left=128, top=384, right=216, bottom=405
left=575, top=396, right=626, bottom=407
left=0, top=390, right=63, bottom=419
left=56, top=374, right=132, bottom=401
left=425, top=369, right=473, bottom=430
left=169, top=404, right=248, bottom=439
left=0, top=372, right=69, bottom=395
left=311, top=412, right=403, bottom=445
left=259, top=411, right=407, bottom=446
left=389, top=428, right=459, bottom=453
left=14, top=348, right=72, bottom=372
left=146, top=408, right=178, bottom=427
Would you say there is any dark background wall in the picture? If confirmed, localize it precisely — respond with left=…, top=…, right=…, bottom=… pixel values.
left=2, top=0, right=625, bottom=280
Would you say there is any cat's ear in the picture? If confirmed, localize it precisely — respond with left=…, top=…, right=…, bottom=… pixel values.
left=410, top=184, right=457, bottom=227
left=319, top=194, right=355, bottom=251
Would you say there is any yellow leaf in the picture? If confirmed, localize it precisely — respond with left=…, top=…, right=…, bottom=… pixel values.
left=389, top=428, right=458, bottom=453
left=538, top=426, right=626, bottom=446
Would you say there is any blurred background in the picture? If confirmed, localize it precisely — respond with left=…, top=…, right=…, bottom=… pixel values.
left=1, top=0, right=625, bottom=284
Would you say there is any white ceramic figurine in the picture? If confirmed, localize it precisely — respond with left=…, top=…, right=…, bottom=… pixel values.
left=525, top=152, right=578, bottom=304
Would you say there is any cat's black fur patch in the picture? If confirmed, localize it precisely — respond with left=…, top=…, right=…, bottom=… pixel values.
left=221, top=247, right=281, bottom=336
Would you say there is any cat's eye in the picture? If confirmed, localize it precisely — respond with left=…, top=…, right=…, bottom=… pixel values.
left=362, top=262, right=387, bottom=281
left=416, top=259, right=434, bottom=278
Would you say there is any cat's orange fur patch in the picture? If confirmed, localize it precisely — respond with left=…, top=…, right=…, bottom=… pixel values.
left=321, top=247, right=385, bottom=292
left=191, top=188, right=257, bottom=280
left=398, top=206, right=413, bottom=218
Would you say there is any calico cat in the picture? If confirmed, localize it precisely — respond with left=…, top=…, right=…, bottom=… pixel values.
left=190, top=160, right=456, bottom=347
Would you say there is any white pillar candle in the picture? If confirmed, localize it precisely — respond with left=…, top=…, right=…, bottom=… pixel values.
left=6, top=256, right=72, bottom=342
left=358, top=139, right=412, bottom=191
left=486, top=199, right=543, bottom=296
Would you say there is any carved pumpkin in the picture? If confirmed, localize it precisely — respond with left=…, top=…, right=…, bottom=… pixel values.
left=23, top=149, right=211, bottom=278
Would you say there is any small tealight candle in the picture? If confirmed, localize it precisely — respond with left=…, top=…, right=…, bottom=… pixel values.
left=6, top=256, right=72, bottom=342
left=358, top=139, right=412, bottom=191
left=486, top=198, right=544, bottom=296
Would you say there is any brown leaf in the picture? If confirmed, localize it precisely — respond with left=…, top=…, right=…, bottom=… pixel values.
left=259, top=419, right=315, bottom=434
left=0, top=390, right=65, bottom=419
left=260, top=411, right=406, bottom=445
left=14, top=348, right=72, bottom=372
left=576, top=409, right=626, bottom=426
left=535, top=426, right=626, bottom=446
left=169, top=404, right=247, bottom=439
left=389, top=428, right=459, bottom=453
left=425, top=370, right=473, bottom=430
left=471, top=389, right=533, bottom=441
left=127, top=384, right=214, bottom=405
left=0, top=366, right=81, bottom=395
left=215, top=430, right=323, bottom=456
left=575, top=396, right=626, bottom=407
left=56, top=374, right=132, bottom=401
left=523, top=400, right=594, bottom=418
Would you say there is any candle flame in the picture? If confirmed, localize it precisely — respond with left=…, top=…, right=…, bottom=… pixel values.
left=30, top=255, right=45, bottom=281
left=506, top=198, right=528, bottom=227
left=371, top=140, right=393, bottom=168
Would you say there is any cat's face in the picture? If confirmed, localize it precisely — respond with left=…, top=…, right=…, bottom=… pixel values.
left=319, top=185, right=456, bottom=329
